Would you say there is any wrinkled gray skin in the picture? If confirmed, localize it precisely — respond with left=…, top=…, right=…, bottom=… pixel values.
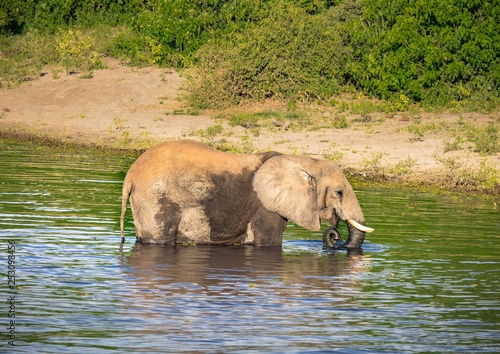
left=323, top=228, right=343, bottom=247
left=121, top=140, right=369, bottom=249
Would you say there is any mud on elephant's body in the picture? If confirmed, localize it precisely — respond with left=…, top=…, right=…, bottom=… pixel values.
left=120, top=140, right=373, bottom=249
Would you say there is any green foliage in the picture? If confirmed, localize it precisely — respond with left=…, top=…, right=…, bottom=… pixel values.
left=16, top=0, right=147, bottom=31
left=226, top=110, right=312, bottom=134
left=0, top=0, right=27, bottom=34
left=440, top=157, right=500, bottom=191
left=190, top=0, right=360, bottom=108
left=290, top=0, right=339, bottom=14
left=0, top=30, right=58, bottom=87
left=323, top=150, right=344, bottom=162
left=229, top=113, right=261, bottom=128
left=56, top=29, right=104, bottom=73
left=1, top=0, right=498, bottom=111
left=462, top=159, right=500, bottom=191
left=444, top=136, right=464, bottom=152
left=406, top=119, right=445, bottom=141
left=211, top=135, right=255, bottom=153
left=196, top=124, right=224, bottom=146
left=391, top=156, right=417, bottom=175
left=333, top=116, right=348, bottom=129
left=348, top=98, right=386, bottom=114
left=467, top=123, right=499, bottom=155
left=130, top=0, right=270, bottom=67
left=348, top=0, right=500, bottom=107
left=362, top=151, right=385, bottom=170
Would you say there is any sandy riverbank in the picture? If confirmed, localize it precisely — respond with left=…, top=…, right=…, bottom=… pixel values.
left=1, top=58, right=499, bottom=194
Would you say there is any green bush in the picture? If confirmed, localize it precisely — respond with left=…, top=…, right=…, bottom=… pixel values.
left=129, top=0, right=270, bottom=67
left=457, top=159, right=500, bottom=191
left=1, top=0, right=498, bottom=111
left=348, top=0, right=500, bottom=107
left=190, top=0, right=360, bottom=108
left=0, top=1, right=21, bottom=33
left=0, top=0, right=156, bottom=69
left=13, top=0, right=147, bottom=32
left=56, top=29, right=104, bottom=73
left=0, top=30, right=58, bottom=87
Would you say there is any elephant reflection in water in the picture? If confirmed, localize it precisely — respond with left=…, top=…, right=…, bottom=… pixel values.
left=120, top=243, right=371, bottom=300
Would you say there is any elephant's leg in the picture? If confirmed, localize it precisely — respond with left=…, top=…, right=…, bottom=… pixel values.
left=244, top=209, right=287, bottom=246
left=176, top=207, right=211, bottom=244
left=132, top=195, right=180, bottom=244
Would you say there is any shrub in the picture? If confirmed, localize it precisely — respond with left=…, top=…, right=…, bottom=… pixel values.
left=439, top=156, right=499, bottom=192
left=1, top=0, right=499, bottom=112
left=131, top=0, right=269, bottom=67
left=190, top=0, right=358, bottom=108
left=348, top=0, right=500, bottom=108
left=12, top=0, right=147, bottom=32
left=56, top=29, right=103, bottom=73
left=0, top=30, right=58, bottom=87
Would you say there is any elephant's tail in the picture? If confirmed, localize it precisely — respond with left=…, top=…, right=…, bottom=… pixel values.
left=120, top=176, right=133, bottom=243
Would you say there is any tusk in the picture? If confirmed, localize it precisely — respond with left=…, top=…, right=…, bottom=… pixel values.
left=347, top=219, right=374, bottom=233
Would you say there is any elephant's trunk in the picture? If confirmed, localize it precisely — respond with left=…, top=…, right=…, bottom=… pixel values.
left=323, top=219, right=371, bottom=250
left=343, top=222, right=366, bottom=249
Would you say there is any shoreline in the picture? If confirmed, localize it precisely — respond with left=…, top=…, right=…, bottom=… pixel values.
left=1, top=129, right=498, bottom=197
left=0, top=61, right=498, bottom=196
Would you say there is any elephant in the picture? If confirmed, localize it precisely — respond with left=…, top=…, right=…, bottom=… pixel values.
left=120, top=140, right=373, bottom=249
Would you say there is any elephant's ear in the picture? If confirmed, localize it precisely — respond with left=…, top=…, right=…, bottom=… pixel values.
left=253, top=155, right=321, bottom=231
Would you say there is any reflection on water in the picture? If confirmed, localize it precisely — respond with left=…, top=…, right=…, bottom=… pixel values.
left=0, top=140, right=499, bottom=353
left=123, top=242, right=368, bottom=299
left=118, top=243, right=371, bottom=351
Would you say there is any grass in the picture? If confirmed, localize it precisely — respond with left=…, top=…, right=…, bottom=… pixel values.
left=224, top=110, right=314, bottom=134
left=390, top=157, right=417, bottom=175
left=0, top=26, right=122, bottom=89
left=194, top=122, right=256, bottom=153
left=166, top=109, right=200, bottom=116
left=323, top=150, right=344, bottom=162
left=195, top=124, right=224, bottom=145
left=228, top=112, right=261, bottom=129
left=0, top=30, right=57, bottom=88
left=332, top=116, right=348, bottom=129
left=443, top=117, right=499, bottom=155
left=444, top=136, right=465, bottom=152
left=362, top=151, right=385, bottom=171
left=437, top=156, right=500, bottom=192
left=467, top=123, right=499, bottom=155
left=404, top=118, right=446, bottom=142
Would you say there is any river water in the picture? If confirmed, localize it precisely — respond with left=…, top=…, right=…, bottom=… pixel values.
left=1, top=139, right=499, bottom=353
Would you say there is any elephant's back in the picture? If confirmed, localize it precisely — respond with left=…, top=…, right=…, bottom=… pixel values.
left=134, top=140, right=275, bottom=176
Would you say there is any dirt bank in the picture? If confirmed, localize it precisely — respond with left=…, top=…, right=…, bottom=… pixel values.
left=1, top=58, right=499, bottom=194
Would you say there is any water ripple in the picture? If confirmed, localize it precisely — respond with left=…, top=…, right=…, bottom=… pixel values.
left=1, top=140, right=499, bottom=353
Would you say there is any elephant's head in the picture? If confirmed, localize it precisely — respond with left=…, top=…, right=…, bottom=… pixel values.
left=253, top=155, right=373, bottom=249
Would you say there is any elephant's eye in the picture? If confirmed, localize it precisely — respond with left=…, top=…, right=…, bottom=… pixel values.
left=333, top=190, right=343, bottom=199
